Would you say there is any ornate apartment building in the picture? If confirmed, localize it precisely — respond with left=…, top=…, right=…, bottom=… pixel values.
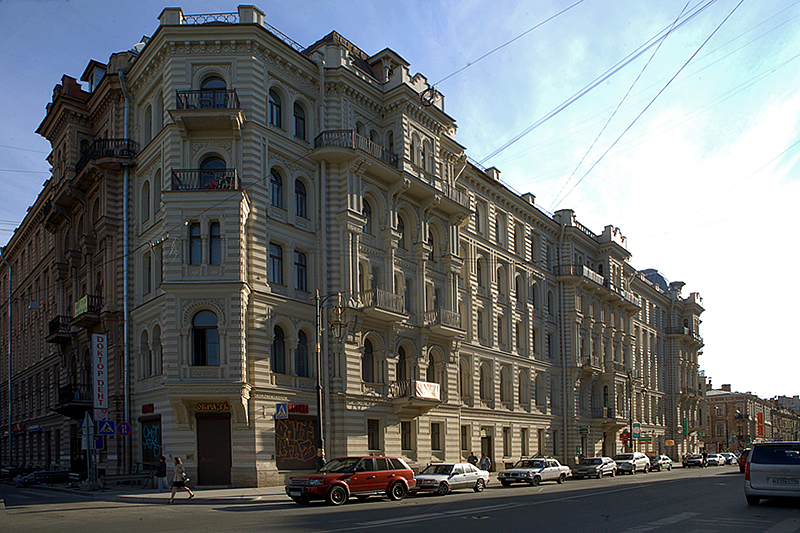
left=1, top=5, right=705, bottom=486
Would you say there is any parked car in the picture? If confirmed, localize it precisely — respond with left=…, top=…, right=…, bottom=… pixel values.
left=706, top=454, right=725, bottom=466
left=683, top=454, right=704, bottom=468
left=497, top=457, right=571, bottom=486
left=572, top=457, right=617, bottom=479
left=648, top=455, right=673, bottom=472
left=285, top=456, right=415, bottom=505
left=613, top=452, right=650, bottom=474
left=720, top=452, right=736, bottom=465
left=744, top=441, right=800, bottom=506
left=410, top=462, right=489, bottom=495
left=739, top=449, right=751, bottom=472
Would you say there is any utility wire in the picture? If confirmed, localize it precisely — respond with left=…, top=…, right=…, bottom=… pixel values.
left=478, top=0, right=718, bottom=166
left=552, top=0, right=746, bottom=210
left=549, top=1, right=692, bottom=212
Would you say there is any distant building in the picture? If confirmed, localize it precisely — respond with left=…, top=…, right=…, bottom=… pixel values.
left=1, top=5, right=706, bottom=485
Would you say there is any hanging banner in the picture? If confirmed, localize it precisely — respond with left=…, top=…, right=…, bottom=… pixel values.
left=92, top=334, right=108, bottom=415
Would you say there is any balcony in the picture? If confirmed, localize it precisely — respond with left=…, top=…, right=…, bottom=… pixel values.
left=72, top=294, right=103, bottom=329
left=423, top=309, right=465, bottom=338
left=53, top=384, right=92, bottom=419
left=358, top=288, right=407, bottom=323
left=666, top=326, right=704, bottom=347
left=46, top=315, right=72, bottom=344
left=75, top=138, right=138, bottom=173
left=314, top=130, right=398, bottom=168
left=555, top=265, right=640, bottom=311
left=171, top=89, right=243, bottom=136
left=171, top=168, right=239, bottom=191
left=389, top=380, right=441, bottom=415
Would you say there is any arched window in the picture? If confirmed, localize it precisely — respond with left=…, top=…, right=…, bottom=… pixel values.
left=295, top=179, right=307, bottom=219
left=209, top=222, right=221, bottom=265
left=459, top=359, right=471, bottom=399
left=153, top=326, right=162, bottom=376
left=141, top=180, right=150, bottom=223
left=143, top=105, right=152, bottom=144
left=153, top=170, right=161, bottom=214
left=140, top=331, right=151, bottom=378
left=519, top=371, right=529, bottom=405
left=386, top=130, right=394, bottom=152
left=362, top=199, right=372, bottom=234
left=476, top=259, right=484, bottom=288
left=397, top=216, right=406, bottom=249
left=201, top=76, right=227, bottom=108
left=296, top=330, right=309, bottom=378
left=547, top=290, right=554, bottom=316
left=479, top=363, right=491, bottom=400
left=189, top=223, right=201, bottom=265
left=362, top=339, right=375, bottom=382
left=270, top=168, right=284, bottom=208
left=200, top=155, right=225, bottom=189
left=293, top=102, right=306, bottom=140
left=426, top=353, right=436, bottom=383
left=268, top=89, right=282, bottom=127
left=474, top=206, right=482, bottom=235
left=272, top=325, right=286, bottom=374
left=192, top=310, right=219, bottom=366
left=477, top=309, right=484, bottom=340
left=396, top=346, right=408, bottom=382
left=428, top=230, right=435, bottom=261
left=370, top=130, right=380, bottom=144
left=500, top=367, right=510, bottom=403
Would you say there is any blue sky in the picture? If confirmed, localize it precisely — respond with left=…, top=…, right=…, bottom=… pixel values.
left=1, top=0, right=799, bottom=400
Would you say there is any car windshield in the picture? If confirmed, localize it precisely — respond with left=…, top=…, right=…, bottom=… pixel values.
left=420, top=464, right=454, bottom=475
left=580, top=458, right=602, bottom=465
left=318, top=458, right=359, bottom=473
left=614, top=454, right=633, bottom=461
left=514, top=459, right=545, bottom=469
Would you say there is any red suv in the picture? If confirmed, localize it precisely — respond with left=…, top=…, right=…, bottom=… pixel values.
left=286, top=456, right=415, bottom=505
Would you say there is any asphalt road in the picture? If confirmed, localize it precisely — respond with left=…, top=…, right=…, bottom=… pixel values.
left=1, top=466, right=798, bottom=533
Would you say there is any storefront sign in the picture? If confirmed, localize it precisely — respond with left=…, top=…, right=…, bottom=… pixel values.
left=196, top=402, right=230, bottom=411
left=142, top=403, right=155, bottom=414
left=91, top=334, right=108, bottom=412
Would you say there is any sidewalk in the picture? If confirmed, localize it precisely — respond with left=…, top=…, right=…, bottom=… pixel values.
left=28, top=481, right=290, bottom=504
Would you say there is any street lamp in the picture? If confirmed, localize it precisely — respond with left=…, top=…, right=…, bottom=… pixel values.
left=314, top=290, right=346, bottom=470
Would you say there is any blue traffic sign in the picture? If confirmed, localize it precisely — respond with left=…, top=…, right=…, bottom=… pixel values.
left=276, top=403, right=288, bottom=419
left=93, top=435, right=105, bottom=449
left=98, top=420, right=116, bottom=435
left=116, top=422, right=132, bottom=436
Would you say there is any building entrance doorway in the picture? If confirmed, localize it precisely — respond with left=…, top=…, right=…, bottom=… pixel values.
left=196, top=413, right=231, bottom=485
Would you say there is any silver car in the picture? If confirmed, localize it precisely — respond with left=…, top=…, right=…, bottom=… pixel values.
left=744, top=441, right=800, bottom=506
left=572, top=457, right=617, bottom=479
left=613, top=452, right=650, bottom=474
left=410, top=462, right=489, bottom=496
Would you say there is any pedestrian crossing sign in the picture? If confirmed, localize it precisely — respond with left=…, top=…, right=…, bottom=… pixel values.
left=98, top=420, right=116, bottom=435
left=276, top=403, right=289, bottom=419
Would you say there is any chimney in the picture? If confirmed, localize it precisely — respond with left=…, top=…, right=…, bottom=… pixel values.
left=721, top=384, right=731, bottom=392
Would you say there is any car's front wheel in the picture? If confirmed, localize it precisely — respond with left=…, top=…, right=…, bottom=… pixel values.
left=436, top=482, right=450, bottom=496
left=596, top=471, right=602, bottom=479
left=557, top=473, right=566, bottom=484
left=326, top=485, right=348, bottom=506
left=610, top=469, right=615, bottom=477
left=532, top=476, right=541, bottom=486
left=388, top=481, right=407, bottom=501
left=474, top=479, right=485, bottom=492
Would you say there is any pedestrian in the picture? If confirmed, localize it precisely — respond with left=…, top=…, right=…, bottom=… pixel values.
left=701, top=450, right=708, bottom=468
left=479, top=453, right=491, bottom=472
left=155, top=455, right=168, bottom=492
left=467, top=451, right=478, bottom=465
left=169, top=457, right=194, bottom=503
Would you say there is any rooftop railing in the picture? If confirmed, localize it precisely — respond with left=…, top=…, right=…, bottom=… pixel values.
left=315, top=130, right=399, bottom=168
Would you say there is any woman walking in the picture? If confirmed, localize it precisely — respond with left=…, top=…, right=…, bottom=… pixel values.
left=169, top=457, right=195, bottom=503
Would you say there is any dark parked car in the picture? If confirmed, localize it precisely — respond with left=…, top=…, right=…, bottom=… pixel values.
left=286, top=456, right=415, bottom=505
left=572, top=457, right=617, bottom=479
left=648, top=455, right=673, bottom=472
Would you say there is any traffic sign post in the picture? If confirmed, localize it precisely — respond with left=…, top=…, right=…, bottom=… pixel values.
left=116, top=422, right=132, bottom=437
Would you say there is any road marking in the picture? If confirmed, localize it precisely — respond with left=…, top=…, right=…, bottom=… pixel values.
left=622, top=512, right=699, bottom=533
left=695, top=517, right=771, bottom=526
left=764, top=518, right=800, bottom=533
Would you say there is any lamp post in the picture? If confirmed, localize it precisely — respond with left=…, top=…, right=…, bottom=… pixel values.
left=314, top=290, right=346, bottom=470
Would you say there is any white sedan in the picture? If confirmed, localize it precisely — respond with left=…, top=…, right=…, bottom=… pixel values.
left=410, top=462, right=489, bottom=495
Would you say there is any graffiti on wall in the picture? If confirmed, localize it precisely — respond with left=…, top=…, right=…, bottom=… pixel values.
left=275, top=418, right=317, bottom=470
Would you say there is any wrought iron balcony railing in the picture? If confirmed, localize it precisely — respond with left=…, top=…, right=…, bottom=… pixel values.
left=75, top=138, right=138, bottom=172
left=171, top=168, right=239, bottom=190
left=57, top=384, right=92, bottom=405
left=48, top=315, right=72, bottom=336
left=175, top=89, right=240, bottom=110
left=314, top=130, right=399, bottom=168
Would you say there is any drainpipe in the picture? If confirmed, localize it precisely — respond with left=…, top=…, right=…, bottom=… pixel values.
left=117, top=67, right=131, bottom=473
left=557, top=221, right=569, bottom=463
left=1, top=248, right=11, bottom=466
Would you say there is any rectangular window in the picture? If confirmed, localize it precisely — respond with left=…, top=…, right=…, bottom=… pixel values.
left=143, top=253, right=152, bottom=295
left=367, top=419, right=381, bottom=451
left=461, top=425, right=469, bottom=451
left=189, top=223, right=201, bottom=265
left=401, top=421, right=412, bottom=451
left=521, top=428, right=529, bottom=457
left=538, top=428, right=545, bottom=456
left=503, top=427, right=511, bottom=457
left=431, top=422, right=442, bottom=451
left=209, top=222, right=221, bottom=265
left=269, top=243, right=283, bottom=284
left=294, top=251, right=307, bottom=292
